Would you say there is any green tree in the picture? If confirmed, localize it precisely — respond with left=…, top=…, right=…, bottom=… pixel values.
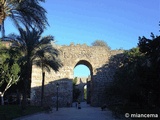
left=0, top=0, right=48, bottom=38
left=105, top=33, right=160, bottom=114
left=33, top=42, right=62, bottom=106
left=0, top=45, right=20, bottom=105
left=92, top=40, right=111, bottom=50
left=73, top=77, right=78, bottom=86
left=105, top=47, right=147, bottom=110
left=138, top=33, right=160, bottom=107
left=8, top=27, right=62, bottom=107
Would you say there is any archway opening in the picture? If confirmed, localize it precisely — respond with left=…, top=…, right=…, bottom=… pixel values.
left=73, top=60, right=93, bottom=104
left=74, top=65, right=90, bottom=77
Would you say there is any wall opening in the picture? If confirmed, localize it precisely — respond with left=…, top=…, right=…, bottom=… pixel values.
left=74, top=65, right=90, bottom=77
left=73, top=60, right=93, bottom=104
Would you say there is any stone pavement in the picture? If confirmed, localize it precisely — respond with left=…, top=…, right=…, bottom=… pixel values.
left=14, top=102, right=122, bottom=120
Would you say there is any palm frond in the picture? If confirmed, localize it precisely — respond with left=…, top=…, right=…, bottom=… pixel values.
left=15, top=0, right=48, bottom=30
left=1, top=0, right=48, bottom=36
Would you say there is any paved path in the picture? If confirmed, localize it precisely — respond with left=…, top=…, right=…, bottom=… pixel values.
left=15, top=102, right=121, bottom=120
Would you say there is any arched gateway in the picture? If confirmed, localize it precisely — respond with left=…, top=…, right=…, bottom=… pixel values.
left=31, top=43, right=122, bottom=107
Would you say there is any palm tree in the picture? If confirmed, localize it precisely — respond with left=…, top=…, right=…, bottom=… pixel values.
left=8, top=27, right=62, bottom=107
left=0, top=0, right=48, bottom=38
left=33, top=45, right=62, bottom=106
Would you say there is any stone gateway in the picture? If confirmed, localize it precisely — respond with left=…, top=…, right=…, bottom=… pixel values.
left=31, top=43, right=123, bottom=107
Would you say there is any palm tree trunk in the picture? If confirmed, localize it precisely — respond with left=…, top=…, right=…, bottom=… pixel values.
left=1, top=20, right=5, bottom=38
left=22, top=77, right=27, bottom=109
left=22, top=56, right=32, bottom=109
left=41, top=71, right=45, bottom=106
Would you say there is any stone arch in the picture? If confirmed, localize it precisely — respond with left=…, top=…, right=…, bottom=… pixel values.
left=31, top=43, right=123, bottom=107
left=74, top=60, right=93, bottom=76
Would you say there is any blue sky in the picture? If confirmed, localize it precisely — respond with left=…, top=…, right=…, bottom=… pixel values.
left=4, top=0, right=160, bottom=77
left=5, top=0, right=159, bottom=50
left=74, top=65, right=90, bottom=77
left=41, top=0, right=159, bottom=50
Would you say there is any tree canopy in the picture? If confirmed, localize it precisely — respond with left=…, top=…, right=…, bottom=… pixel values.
left=91, top=40, right=111, bottom=50
left=0, top=0, right=48, bottom=37
left=7, top=26, right=62, bottom=106
left=0, top=44, right=20, bottom=104
left=104, top=33, right=160, bottom=114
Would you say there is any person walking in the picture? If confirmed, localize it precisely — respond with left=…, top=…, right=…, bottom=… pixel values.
left=78, top=101, right=81, bottom=109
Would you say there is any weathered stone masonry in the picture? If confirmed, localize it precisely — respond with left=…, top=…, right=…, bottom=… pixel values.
left=31, top=43, right=123, bottom=107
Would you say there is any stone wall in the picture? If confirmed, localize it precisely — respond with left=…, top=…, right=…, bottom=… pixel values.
left=74, top=77, right=88, bottom=102
left=31, top=43, right=123, bottom=107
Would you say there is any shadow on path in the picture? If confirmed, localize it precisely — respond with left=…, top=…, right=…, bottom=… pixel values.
left=14, top=102, right=122, bottom=120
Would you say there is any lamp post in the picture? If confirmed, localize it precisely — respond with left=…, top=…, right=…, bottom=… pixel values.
left=56, top=83, right=59, bottom=111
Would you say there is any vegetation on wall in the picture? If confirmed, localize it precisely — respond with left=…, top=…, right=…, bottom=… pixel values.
left=92, top=40, right=111, bottom=50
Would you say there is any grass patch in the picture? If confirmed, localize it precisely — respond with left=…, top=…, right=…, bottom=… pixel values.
left=0, top=105, right=44, bottom=120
